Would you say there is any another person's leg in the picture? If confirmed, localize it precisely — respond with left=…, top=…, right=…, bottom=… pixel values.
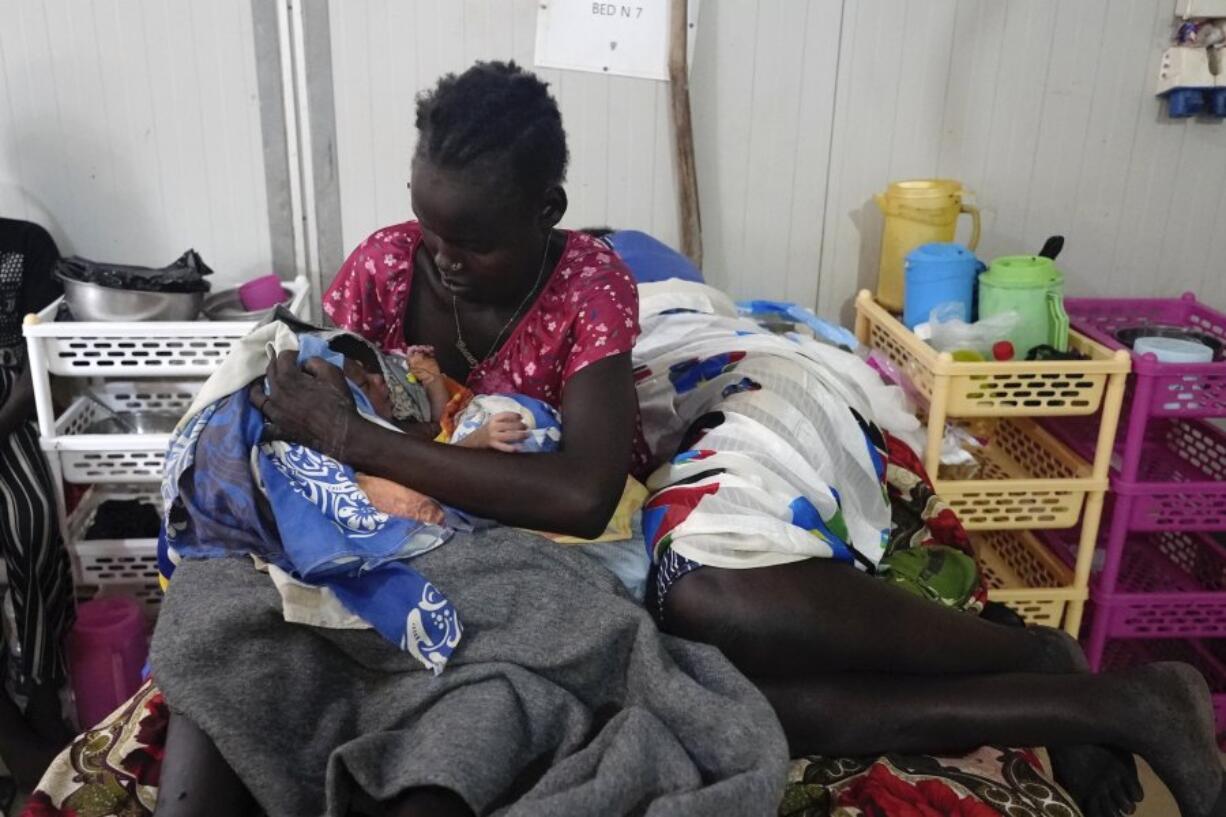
left=154, top=712, right=256, bottom=817
left=756, top=663, right=1224, bottom=817
left=663, top=558, right=1074, bottom=678
left=660, top=560, right=1205, bottom=816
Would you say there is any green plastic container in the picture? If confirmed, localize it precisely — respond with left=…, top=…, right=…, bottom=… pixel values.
left=977, top=255, right=1069, bottom=356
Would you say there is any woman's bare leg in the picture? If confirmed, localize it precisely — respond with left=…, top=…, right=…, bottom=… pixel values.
left=756, top=663, right=1224, bottom=817
left=660, top=560, right=1148, bottom=816
left=154, top=712, right=256, bottom=817
left=663, top=559, right=1077, bottom=677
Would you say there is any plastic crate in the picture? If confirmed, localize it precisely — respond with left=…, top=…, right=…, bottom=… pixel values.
left=1090, top=531, right=1226, bottom=640
left=855, top=290, right=1130, bottom=419
left=935, top=418, right=1102, bottom=530
left=974, top=530, right=1079, bottom=632
left=44, top=380, right=201, bottom=483
left=1044, top=415, right=1226, bottom=531
left=66, top=485, right=163, bottom=617
left=1099, top=637, right=1226, bottom=741
left=1115, top=419, right=1226, bottom=531
left=1068, top=293, right=1226, bottom=418
left=23, top=276, right=310, bottom=378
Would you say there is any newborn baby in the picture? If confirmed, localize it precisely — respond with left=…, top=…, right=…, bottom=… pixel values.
left=333, top=341, right=562, bottom=524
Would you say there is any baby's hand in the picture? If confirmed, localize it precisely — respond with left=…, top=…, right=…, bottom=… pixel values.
left=457, top=411, right=530, bottom=452
left=406, top=346, right=442, bottom=384
left=485, top=412, right=531, bottom=452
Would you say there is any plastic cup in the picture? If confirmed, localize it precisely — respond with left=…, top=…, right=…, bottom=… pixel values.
left=238, top=274, right=289, bottom=311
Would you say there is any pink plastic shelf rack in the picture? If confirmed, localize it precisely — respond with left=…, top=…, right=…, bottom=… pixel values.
left=1100, top=637, right=1226, bottom=744
left=1043, top=414, right=1226, bottom=532
left=1067, top=293, right=1226, bottom=422
left=1089, top=530, right=1226, bottom=641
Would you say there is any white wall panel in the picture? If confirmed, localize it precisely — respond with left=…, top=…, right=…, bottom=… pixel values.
left=0, top=0, right=1177, bottom=314
left=1, top=0, right=1220, bottom=318
left=328, top=0, right=842, bottom=301
left=818, top=0, right=1226, bottom=323
left=0, top=0, right=272, bottom=287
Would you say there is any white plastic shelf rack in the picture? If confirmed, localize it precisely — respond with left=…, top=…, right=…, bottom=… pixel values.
left=16, top=277, right=313, bottom=616
left=46, top=380, right=202, bottom=483
left=67, top=484, right=163, bottom=617
left=23, top=275, right=308, bottom=450
left=23, top=276, right=309, bottom=379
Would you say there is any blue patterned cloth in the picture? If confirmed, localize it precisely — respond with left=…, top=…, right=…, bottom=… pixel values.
left=158, top=335, right=462, bottom=673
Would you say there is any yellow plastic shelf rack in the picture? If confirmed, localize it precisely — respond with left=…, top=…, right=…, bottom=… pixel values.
left=855, top=290, right=1130, bottom=636
left=856, top=290, right=1126, bottom=420
left=974, top=530, right=1080, bottom=631
left=935, top=418, right=1102, bottom=530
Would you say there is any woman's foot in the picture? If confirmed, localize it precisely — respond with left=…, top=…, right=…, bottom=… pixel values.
left=1127, top=662, right=1225, bottom=817
left=1030, top=628, right=1143, bottom=817
left=1051, top=745, right=1141, bottom=817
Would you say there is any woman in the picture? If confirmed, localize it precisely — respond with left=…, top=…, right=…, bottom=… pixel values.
left=0, top=218, right=74, bottom=789
left=638, top=311, right=1226, bottom=817
left=137, top=62, right=785, bottom=817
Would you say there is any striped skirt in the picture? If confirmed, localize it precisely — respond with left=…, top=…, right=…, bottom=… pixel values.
left=0, top=348, right=73, bottom=690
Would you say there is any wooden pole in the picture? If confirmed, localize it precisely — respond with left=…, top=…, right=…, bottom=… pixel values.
left=668, top=0, right=702, bottom=268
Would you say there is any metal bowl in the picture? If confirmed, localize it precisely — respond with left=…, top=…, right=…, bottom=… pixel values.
left=85, top=411, right=182, bottom=435
left=1114, top=325, right=1226, bottom=361
left=202, top=286, right=290, bottom=322
left=59, top=274, right=204, bottom=322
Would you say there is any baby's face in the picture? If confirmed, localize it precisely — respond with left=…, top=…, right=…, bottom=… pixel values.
left=342, top=357, right=393, bottom=420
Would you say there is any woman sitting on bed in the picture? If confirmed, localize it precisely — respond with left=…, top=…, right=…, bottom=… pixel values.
left=90, top=60, right=796, bottom=817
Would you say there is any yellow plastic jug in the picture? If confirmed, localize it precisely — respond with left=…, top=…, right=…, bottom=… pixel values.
left=874, top=180, right=980, bottom=311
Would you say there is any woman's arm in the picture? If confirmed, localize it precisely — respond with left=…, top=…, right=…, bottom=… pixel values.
left=255, top=350, right=637, bottom=538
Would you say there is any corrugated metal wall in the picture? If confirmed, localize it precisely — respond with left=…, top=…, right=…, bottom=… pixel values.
left=331, top=0, right=1226, bottom=320
left=0, top=0, right=271, bottom=286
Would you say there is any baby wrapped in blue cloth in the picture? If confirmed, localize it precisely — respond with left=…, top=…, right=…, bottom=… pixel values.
left=158, top=324, right=561, bottom=673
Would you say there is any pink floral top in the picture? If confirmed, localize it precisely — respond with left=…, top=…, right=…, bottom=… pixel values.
left=324, top=221, right=650, bottom=476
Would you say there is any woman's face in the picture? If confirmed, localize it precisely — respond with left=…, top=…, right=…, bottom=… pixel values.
left=410, top=157, right=547, bottom=305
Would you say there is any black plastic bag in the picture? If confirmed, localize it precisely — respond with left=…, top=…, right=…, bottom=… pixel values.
left=84, top=499, right=162, bottom=540
left=56, top=249, right=213, bottom=293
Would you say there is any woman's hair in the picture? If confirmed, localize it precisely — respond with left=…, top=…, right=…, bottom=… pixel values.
left=415, top=61, right=569, bottom=197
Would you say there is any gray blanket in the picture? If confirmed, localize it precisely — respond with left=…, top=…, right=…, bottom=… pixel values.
left=151, top=528, right=788, bottom=817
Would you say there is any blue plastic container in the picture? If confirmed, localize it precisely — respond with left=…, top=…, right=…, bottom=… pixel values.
left=902, top=242, right=982, bottom=329
left=1210, top=88, right=1226, bottom=119
left=1165, top=87, right=1208, bottom=118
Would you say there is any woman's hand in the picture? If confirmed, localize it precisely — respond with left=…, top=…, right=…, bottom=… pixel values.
left=249, top=350, right=360, bottom=459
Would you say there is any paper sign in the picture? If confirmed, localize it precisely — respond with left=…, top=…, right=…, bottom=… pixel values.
left=534, top=0, right=700, bottom=81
